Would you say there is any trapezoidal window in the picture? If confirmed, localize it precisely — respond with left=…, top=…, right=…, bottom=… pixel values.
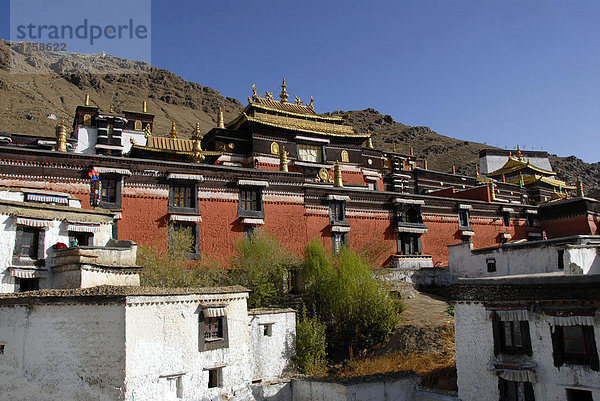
left=298, top=143, right=323, bottom=163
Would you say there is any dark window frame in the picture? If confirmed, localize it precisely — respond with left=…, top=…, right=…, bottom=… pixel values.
left=18, top=277, right=39, bottom=292
left=238, top=188, right=264, bottom=218
left=207, top=367, right=223, bottom=388
left=169, top=181, right=198, bottom=214
left=487, top=258, right=497, bottom=272
left=498, top=378, right=535, bottom=401
left=68, top=231, right=94, bottom=247
left=557, top=249, right=565, bottom=270
left=329, top=200, right=346, bottom=226
left=13, top=226, right=45, bottom=266
left=458, top=209, right=470, bottom=230
left=493, top=316, right=532, bottom=356
left=332, top=232, right=348, bottom=254
left=199, top=312, right=229, bottom=351
left=566, top=388, right=594, bottom=401
left=98, top=175, right=122, bottom=209
left=169, top=222, right=200, bottom=260
left=503, top=212, right=511, bottom=227
left=397, top=233, right=422, bottom=255
left=551, top=325, right=599, bottom=371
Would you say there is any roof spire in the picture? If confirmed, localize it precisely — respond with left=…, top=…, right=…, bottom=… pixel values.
left=84, top=93, right=90, bottom=106
left=55, top=119, right=67, bottom=152
left=280, top=78, right=289, bottom=103
left=192, top=122, right=202, bottom=141
left=452, top=164, right=456, bottom=175
left=576, top=176, right=585, bottom=197
left=516, top=145, right=523, bottom=161
left=143, top=100, right=147, bottom=113
left=334, top=160, right=343, bottom=187
left=366, top=131, right=374, bottom=149
left=279, top=146, right=288, bottom=172
left=169, top=121, right=178, bottom=138
left=217, top=107, right=225, bottom=128
left=519, top=172, right=524, bottom=187
left=109, top=103, right=114, bottom=113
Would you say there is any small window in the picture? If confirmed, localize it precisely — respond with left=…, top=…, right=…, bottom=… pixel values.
left=493, top=318, right=532, bottom=356
left=69, top=232, right=93, bottom=247
left=298, top=143, right=323, bottom=163
left=170, top=223, right=198, bottom=256
left=165, top=375, right=183, bottom=399
left=20, top=227, right=40, bottom=259
left=329, top=201, right=346, bottom=225
left=207, top=368, right=222, bottom=388
left=398, top=234, right=421, bottom=255
left=18, top=278, right=39, bottom=292
left=263, top=323, right=273, bottom=337
left=367, top=181, right=377, bottom=191
left=399, top=205, right=422, bottom=224
left=498, top=378, right=535, bottom=401
left=503, top=212, right=511, bottom=227
left=100, top=177, right=119, bottom=205
left=566, top=389, right=593, bottom=401
left=199, top=311, right=228, bottom=351
left=238, top=188, right=264, bottom=218
left=332, top=232, right=347, bottom=254
left=557, top=250, right=565, bottom=270
left=0, top=344, right=5, bottom=354
left=204, top=317, right=224, bottom=341
left=458, top=210, right=470, bottom=229
left=551, top=325, right=599, bottom=370
left=487, top=258, right=497, bottom=272
left=172, top=185, right=193, bottom=209
left=526, top=214, right=535, bottom=227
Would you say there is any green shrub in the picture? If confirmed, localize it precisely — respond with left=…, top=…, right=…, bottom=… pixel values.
left=302, top=240, right=399, bottom=357
left=229, top=230, right=300, bottom=308
left=295, top=309, right=327, bottom=375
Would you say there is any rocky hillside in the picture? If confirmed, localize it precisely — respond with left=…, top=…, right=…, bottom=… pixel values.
left=0, top=40, right=243, bottom=138
left=1, top=39, right=598, bottom=194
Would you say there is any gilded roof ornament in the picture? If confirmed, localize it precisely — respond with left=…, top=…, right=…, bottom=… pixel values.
left=84, top=93, right=90, bottom=106
left=169, top=121, right=178, bottom=138
left=251, top=84, right=261, bottom=102
left=294, top=96, right=303, bottom=105
left=143, top=100, right=147, bottom=113
left=279, top=146, right=288, bottom=173
left=192, top=122, right=202, bottom=141
left=366, top=131, right=374, bottom=149
left=308, top=96, right=315, bottom=110
left=144, top=124, right=152, bottom=137
left=217, top=107, right=225, bottom=129
left=109, top=103, right=114, bottom=113
left=265, top=91, right=273, bottom=100
left=55, top=119, right=67, bottom=152
left=576, top=176, right=585, bottom=197
left=334, top=161, right=343, bottom=187
left=279, top=78, right=289, bottom=103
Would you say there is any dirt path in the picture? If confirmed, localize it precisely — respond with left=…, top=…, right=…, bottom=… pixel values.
left=398, top=285, right=453, bottom=327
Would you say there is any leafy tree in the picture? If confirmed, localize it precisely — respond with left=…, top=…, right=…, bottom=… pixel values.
left=302, top=239, right=400, bottom=358
left=294, top=308, right=327, bottom=375
left=229, top=230, right=300, bottom=308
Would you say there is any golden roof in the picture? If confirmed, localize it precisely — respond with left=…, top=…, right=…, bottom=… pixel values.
left=146, top=135, right=194, bottom=152
left=251, top=97, right=319, bottom=116
left=486, top=157, right=556, bottom=177
left=505, top=174, right=576, bottom=190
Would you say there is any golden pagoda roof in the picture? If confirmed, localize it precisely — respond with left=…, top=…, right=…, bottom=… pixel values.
left=135, top=135, right=222, bottom=157
left=486, top=157, right=556, bottom=177
left=231, top=112, right=369, bottom=138
left=505, top=174, right=576, bottom=190
left=251, top=97, right=320, bottom=116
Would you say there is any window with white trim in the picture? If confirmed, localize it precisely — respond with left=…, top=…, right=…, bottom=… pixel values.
left=199, top=307, right=228, bottom=351
left=207, top=367, right=223, bottom=388
left=298, top=143, right=323, bottom=162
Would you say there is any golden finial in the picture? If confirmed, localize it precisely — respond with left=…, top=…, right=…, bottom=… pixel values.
left=280, top=78, right=289, bottom=103
left=502, top=174, right=506, bottom=183
left=392, top=142, right=397, bottom=152
left=84, top=93, right=90, bottom=106
left=366, top=131, right=374, bottom=149
left=109, top=103, right=114, bottom=113
left=265, top=91, right=273, bottom=100
left=334, top=161, right=343, bottom=187
left=294, top=96, right=303, bottom=105
left=191, top=137, right=205, bottom=164
left=192, top=122, right=202, bottom=140
left=308, top=96, right=315, bottom=109
left=516, top=145, right=523, bottom=161
left=279, top=146, right=288, bottom=172
left=251, top=84, right=260, bottom=102
left=489, top=181, right=497, bottom=201
left=169, top=120, right=178, bottom=138
left=410, top=146, right=414, bottom=156
left=452, top=164, right=456, bottom=175
left=217, top=107, right=225, bottom=129
left=576, top=176, right=585, bottom=197
left=476, top=163, right=480, bottom=177
left=55, top=119, right=67, bottom=152
left=143, top=100, right=147, bottom=113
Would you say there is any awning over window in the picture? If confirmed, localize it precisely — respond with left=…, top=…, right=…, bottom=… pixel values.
left=15, top=217, right=51, bottom=229
left=490, top=362, right=536, bottom=383
left=331, top=225, right=351, bottom=233
left=327, top=195, right=350, bottom=202
left=237, top=179, right=269, bottom=188
left=486, top=306, right=529, bottom=321
left=241, top=218, right=264, bottom=226
left=67, top=223, right=101, bottom=233
left=167, top=173, right=204, bottom=182
left=501, top=207, right=515, bottom=213
left=396, top=226, right=427, bottom=234
left=170, top=215, right=202, bottom=223
left=203, top=306, right=227, bottom=317
left=548, top=311, right=596, bottom=328
left=10, top=267, right=49, bottom=278
left=393, top=198, right=425, bottom=205
left=93, top=166, right=131, bottom=175
left=26, top=194, right=68, bottom=204
left=458, top=204, right=473, bottom=210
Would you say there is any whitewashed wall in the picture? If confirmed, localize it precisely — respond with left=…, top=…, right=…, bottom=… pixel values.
left=455, top=303, right=600, bottom=401
left=249, top=309, right=296, bottom=381
left=124, top=292, right=254, bottom=401
left=0, top=303, right=126, bottom=401
left=74, top=127, right=97, bottom=154
left=566, top=245, right=600, bottom=275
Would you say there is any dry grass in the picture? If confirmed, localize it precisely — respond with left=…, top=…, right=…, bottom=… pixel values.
left=332, top=323, right=457, bottom=391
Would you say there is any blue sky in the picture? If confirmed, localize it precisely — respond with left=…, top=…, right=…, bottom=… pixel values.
left=2, top=1, right=599, bottom=162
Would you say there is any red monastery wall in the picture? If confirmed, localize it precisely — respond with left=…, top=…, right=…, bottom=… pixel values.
left=542, top=215, right=594, bottom=238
